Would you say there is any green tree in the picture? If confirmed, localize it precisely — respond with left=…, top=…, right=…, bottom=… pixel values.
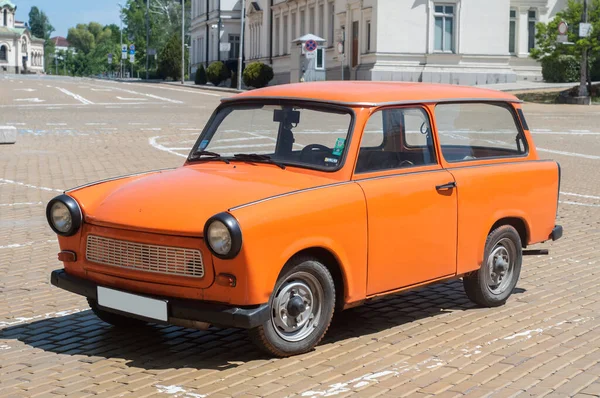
left=158, top=34, right=183, bottom=80
left=530, top=0, right=600, bottom=83
left=242, top=62, right=274, bottom=88
left=195, top=64, right=207, bottom=85
left=66, top=23, right=120, bottom=76
left=28, top=6, right=55, bottom=73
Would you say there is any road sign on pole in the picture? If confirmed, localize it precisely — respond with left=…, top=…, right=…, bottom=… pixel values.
left=108, top=53, right=113, bottom=64
left=121, top=44, right=127, bottom=60
left=579, top=22, right=592, bottom=37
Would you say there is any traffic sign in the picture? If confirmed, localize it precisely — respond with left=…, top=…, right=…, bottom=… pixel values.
left=304, top=39, right=318, bottom=52
left=306, top=50, right=317, bottom=59
left=129, top=53, right=135, bottom=62
left=108, top=53, right=113, bottom=64
left=558, top=21, right=568, bottom=35
left=129, top=44, right=135, bottom=52
left=121, top=44, right=127, bottom=59
left=557, top=34, right=568, bottom=43
left=579, top=23, right=592, bottom=37
left=337, top=42, right=344, bottom=54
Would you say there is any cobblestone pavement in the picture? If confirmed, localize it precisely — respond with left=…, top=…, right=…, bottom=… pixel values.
left=0, top=75, right=599, bottom=398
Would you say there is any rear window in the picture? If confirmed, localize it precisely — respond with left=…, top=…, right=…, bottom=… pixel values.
left=435, top=103, right=527, bottom=162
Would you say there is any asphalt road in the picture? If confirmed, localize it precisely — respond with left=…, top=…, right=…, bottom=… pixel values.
left=0, top=75, right=599, bottom=398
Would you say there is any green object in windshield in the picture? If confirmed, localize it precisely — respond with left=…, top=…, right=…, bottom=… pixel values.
left=332, top=138, right=346, bottom=156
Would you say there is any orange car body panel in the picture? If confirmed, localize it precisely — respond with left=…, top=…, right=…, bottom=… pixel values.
left=53, top=82, right=560, bottom=310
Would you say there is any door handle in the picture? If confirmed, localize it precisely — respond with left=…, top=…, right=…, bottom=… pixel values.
left=436, top=181, right=456, bottom=191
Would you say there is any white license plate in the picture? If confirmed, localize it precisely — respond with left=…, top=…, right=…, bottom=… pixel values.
left=97, top=286, right=168, bottom=322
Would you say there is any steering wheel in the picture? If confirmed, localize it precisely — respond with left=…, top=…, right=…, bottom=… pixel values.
left=300, top=144, right=331, bottom=160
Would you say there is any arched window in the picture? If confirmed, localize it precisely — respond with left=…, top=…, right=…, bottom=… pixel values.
left=3, top=10, right=7, bottom=27
left=0, top=45, right=7, bottom=61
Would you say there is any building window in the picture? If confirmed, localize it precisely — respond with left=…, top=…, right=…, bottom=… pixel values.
left=300, top=9, right=306, bottom=36
left=434, top=4, right=455, bottom=52
left=329, top=2, right=335, bottom=45
left=283, top=14, right=289, bottom=54
left=528, top=10, right=536, bottom=51
left=366, top=20, right=371, bottom=52
left=275, top=17, right=280, bottom=56
left=3, top=9, right=7, bottom=26
left=291, top=11, right=297, bottom=40
left=509, top=9, right=516, bottom=54
left=229, top=34, right=240, bottom=59
left=318, top=4, right=324, bottom=38
left=309, top=7, right=315, bottom=34
left=0, top=45, right=6, bottom=61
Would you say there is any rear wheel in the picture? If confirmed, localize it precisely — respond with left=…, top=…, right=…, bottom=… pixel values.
left=249, top=257, right=335, bottom=357
left=87, top=298, right=148, bottom=328
left=463, top=225, right=522, bottom=307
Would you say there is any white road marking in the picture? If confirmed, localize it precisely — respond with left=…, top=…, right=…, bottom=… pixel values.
left=85, top=123, right=107, bottom=126
left=155, top=385, right=207, bottom=398
left=561, top=192, right=600, bottom=200
left=142, top=128, right=162, bottom=131
left=5, top=122, right=26, bottom=126
left=87, top=83, right=184, bottom=104
left=13, top=88, right=36, bottom=92
left=117, top=96, right=148, bottom=101
left=46, top=123, right=67, bottom=126
left=149, top=136, right=188, bottom=158
left=14, top=98, right=45, bottom=103
left=91, top=88, right=113, bottom=92
left=0, top=239, right=58, bottom=250
left=180, top=128, right=203, bottom=131
left=0, top=178, right=62, bottom=192
left=0, top=202, right=43, bottom=207
left=0, top=308, right=85, bottom=329
left=127, top=82, right=223, bottom=97
left=55, top=87, right=94, bottom=105
left=560, top=201, right=600, bottom=208
left=130, top=122, right=149, bottom=125
left=537, top=148, right=600, bottom=160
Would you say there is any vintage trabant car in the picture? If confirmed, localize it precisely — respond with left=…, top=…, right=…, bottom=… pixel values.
left=47, top=82, right=562, bottom=357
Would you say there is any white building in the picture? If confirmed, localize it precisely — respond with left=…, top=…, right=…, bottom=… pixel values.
left=189, top=0, right=244, bottom=74
left=50, top=36, right=71, bottom=54
left=0, top=0, right=45, bottom=74
left=191, top=0, right=567, bottom=85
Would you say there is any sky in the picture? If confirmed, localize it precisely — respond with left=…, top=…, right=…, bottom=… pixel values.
left=14, top=0, right=122, bottom=37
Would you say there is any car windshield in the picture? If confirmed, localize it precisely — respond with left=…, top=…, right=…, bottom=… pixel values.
left=189, top=103, right=353, bottom=170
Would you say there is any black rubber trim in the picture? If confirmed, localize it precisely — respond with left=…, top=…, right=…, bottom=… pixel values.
left=50, top=269, right=268, bottom=329
left=203, top=212, right=242, bottom=259
left=46, top=194, right=82, bottom=236
left=517, top=108, right=530, bottom=131
left=551, top=225, right=563, bottom=241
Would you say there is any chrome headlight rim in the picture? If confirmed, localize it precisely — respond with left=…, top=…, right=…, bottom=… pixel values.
left=204, top=212, right=242, bottom=260
left=46, top=194, right=82, bottom=236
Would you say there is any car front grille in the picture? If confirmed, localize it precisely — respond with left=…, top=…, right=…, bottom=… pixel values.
left=85, top=235, right=204, bottom=278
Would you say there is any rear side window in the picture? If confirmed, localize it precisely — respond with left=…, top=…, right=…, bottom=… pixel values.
left=435, top=103, right=527, bottom=162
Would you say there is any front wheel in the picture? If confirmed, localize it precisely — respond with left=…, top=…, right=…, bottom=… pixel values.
left=249, top=257, right=335, bottom=357
left=463, top=225, right=522, bottom=307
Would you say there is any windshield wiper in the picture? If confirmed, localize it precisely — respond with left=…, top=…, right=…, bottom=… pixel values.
left=188, top=150, right=230, bottom=164
left=232, top=153, right=286, bottom=169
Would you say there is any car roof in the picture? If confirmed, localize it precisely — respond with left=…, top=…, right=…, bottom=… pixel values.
left=222, top=81, right=521, bottom=107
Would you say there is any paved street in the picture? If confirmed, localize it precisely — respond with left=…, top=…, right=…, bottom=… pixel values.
left=0, top=75, right=599, bottom=398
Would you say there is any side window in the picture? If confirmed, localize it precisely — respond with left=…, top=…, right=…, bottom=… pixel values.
left=356, top=107, right=437, bottom=173
left=435, top=103, right=527, bottom=162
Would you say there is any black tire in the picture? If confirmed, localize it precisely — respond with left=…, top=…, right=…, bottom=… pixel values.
left=249, top=256, right=335, bottom=357
left=463, top=225, right=522, bottom=307
left=87, top=298, right=148, bottom=328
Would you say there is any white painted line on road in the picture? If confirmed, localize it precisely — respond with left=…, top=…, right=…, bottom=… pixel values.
left=85, top=123, right=107, bottom=126
left=91, top=88, right=113, bottom=92
left=0, top=202, right=43, bottom=207
left=537, top=148, right=600, bottom=160
left=116, top=96, right=148, bottom=101
left=560, top=200, right=600, bottom=208
left=0, top=178, right=62, bottom=192
left=88, top=83, right=185, bottom=104
left=0, top=308, right=85, bottom=329
left=46, top=123, right=67, bottom=126
left=0, top=344, right=10, bottom=350
left=0, top=239, right=57, bottom=250
left=130, top=122, right=149, bottom=125
left=13, top=88, right=36, bottom=92
left=141, top=128, right=162, bottom=131
left=127, top=82, right=223, bottom=97
left=209, top=143, right=274, bottom=150
left=55, top=87, right=94, bottom=105
left=532, top=130, right=600, bottom=135
left=180, top=128, right=203, bottom=131
left=149, top=136, right=187, bottom=158
left=155, top=385, right=207, bottom=398
left=6, top=123, right=26, bottom=126
left=14, top=98, right=45, bottom=103
left=561, top=192, right=600, bottom=200
left=100, top=128, right=118, bottom=131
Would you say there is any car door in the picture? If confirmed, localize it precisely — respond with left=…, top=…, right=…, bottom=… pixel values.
left=354, top=106, right=458, bottom=296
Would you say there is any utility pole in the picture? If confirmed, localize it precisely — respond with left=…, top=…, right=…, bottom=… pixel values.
left=146, top=0, right=150, bottom=80
left=181, top=0, right=185, bottom=84
left=237, top=0, right=245, bottom=90
left=120, top=18, right=123, bottom=78
left=578, top=0, right=589, bottom=97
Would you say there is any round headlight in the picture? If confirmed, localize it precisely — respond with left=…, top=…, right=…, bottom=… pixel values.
left=46, top=194, right=82, bottom=236
left=50, top=201, right=72, bottom=233
left=204, top=213, right=242, bottom=259
left=207, top=221, right=232, bottom=256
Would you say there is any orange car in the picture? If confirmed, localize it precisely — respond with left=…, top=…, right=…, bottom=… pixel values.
left=47, top=82, right=562, bottom=357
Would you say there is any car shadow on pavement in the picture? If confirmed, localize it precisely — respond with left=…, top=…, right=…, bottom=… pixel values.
left=0, top=279, right=477, bottom=370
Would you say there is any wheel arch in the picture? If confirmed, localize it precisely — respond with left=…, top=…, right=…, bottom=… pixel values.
left=489, top=216, right=529, bottom=248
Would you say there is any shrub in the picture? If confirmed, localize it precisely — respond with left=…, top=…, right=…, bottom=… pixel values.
left=195, top=64, right=207, bottom=85
left=206, top=61, right=231, bottom=86
left=157, top=34, right=182, bottom=81
left=242, top=61, right=274, bottom=88
left=541, top=55, right=580, bottom=83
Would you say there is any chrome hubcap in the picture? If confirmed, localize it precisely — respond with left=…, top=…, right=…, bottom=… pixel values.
left=271, top=272, right=323, bottom=342
left=486, top=238, right=516, bottom=294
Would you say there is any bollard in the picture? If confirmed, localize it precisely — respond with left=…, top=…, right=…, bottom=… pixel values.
left=0, top=126, right=17, bottom=144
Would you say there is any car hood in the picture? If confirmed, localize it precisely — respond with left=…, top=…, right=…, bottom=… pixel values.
left=68, top=164, right=338, bottom=236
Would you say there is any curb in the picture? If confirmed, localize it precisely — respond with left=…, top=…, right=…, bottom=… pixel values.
left=162, top=82, right=245, bottom=94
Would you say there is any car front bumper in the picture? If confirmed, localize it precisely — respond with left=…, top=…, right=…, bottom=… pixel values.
left=551, top=225, right=563, bottom=241
left=50, top=269, right=269, bottom=329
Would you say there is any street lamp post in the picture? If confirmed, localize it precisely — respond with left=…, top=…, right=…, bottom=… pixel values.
left=578, top=0, right=589, bottom=97
left=146, top=0, right=150, bottom=80
left=237, top=0, right=245, bottom=90
left=181, top=0, right=185, bottom=84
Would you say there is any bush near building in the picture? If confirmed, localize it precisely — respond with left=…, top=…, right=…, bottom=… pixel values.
left=243, top=62, right=274, bottom=89
left=541, top=55, right=580, bottom=82
left=206, top=61, right=231, bottom=86
left=158, top=34, right=183, bottom=81
left=195, top=64, right=207, bottom=85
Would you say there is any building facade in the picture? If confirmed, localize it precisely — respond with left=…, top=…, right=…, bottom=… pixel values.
left=189, top=0, right=244, bottom=74
left=0, top=1, right=45, bottom=74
